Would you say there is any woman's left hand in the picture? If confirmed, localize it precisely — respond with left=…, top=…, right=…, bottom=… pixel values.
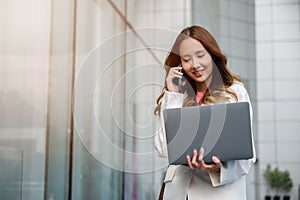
left=186, top=148, right=222, bottom=173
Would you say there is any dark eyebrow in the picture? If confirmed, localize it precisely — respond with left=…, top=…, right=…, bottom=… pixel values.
left=181, top=50, right=204, bottom=57
left=195, top=50, right=204, bottom=54
left=181, top=55, right=190, bottom=58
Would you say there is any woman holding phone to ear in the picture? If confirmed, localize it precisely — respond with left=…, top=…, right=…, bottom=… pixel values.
left=155, top=26, right=256, bottom=200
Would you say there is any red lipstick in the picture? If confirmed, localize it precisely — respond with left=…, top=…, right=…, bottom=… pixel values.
left=193, top=71, right=202, bottom=77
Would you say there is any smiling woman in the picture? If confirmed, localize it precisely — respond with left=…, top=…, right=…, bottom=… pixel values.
left=155, top=26, right=241, bottom=111
left=155, top=25, right=256, bottom=200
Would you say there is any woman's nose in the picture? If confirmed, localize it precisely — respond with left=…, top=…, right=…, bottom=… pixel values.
left=191, top=59, right=199, bottom=68
left=190, top=58, right=199, bottom=68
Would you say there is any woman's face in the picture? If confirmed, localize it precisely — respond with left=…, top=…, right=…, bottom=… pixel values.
left=179, top=37, right=213, bottom=91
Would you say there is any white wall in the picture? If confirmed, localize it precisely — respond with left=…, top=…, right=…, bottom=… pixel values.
left=255, top=0, right=300, bottom=199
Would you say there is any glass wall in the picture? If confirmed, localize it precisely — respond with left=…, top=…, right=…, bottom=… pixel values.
left=0, top=0, right=207, bottom=199
left=71, top=0, right=191, bottom=199
left=0, top=147, right=23, bottom=200
left=72, top=0, right=126, bottom=199
left=0, top=0, right=50, bottom=199
left=72, top=0, right=179, bottom=199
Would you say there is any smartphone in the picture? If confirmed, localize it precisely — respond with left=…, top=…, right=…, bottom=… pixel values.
left=178, top=64, right=182, bottom=92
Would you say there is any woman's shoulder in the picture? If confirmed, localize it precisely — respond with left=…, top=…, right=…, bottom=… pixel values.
left=229, top=81, right=247, bottom=94
left=229, top=81, right=250, bottom=102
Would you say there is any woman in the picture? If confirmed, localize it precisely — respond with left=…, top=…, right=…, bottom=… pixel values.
left=155, top=26, right=256, bottom=200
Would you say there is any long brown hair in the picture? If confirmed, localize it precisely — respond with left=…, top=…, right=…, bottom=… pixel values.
left=155, top=26, right=241, bottom=115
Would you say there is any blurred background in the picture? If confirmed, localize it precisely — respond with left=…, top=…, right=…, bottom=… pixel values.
left=0, top=0, right=299, bottom=199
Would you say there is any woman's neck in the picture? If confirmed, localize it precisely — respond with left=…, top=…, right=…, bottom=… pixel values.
left=196, top=81, right=210, bottom=92
left=196, top=84, right=207, bottom=92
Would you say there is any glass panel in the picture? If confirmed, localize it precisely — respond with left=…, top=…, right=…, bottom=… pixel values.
left=72, top=0, right=126, bottom=199
left=0, top=0, right=50, bottom=199
left=73, top=0, right=189, bottom=199
left=0, top=146, right=23, bottom=200
left=43, top=0, right=76, bottom=199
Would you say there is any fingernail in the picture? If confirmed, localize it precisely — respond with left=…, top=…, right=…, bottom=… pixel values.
left=212, top=156, right=218, bottom=162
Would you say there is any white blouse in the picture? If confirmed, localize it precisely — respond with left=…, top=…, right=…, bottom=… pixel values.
left=155, top=81, right=256, bottom=200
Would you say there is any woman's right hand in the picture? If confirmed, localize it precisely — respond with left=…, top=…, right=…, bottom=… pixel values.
left=186, top=148, right=222, bottom=173
left=166, top=66, right=183, bottom=93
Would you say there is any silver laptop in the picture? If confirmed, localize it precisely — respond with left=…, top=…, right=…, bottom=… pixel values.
left=163, top=102, right=253, bottom=165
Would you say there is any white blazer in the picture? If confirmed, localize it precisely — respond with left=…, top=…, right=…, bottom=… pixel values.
left=155, top=82, right=256, bottom=200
